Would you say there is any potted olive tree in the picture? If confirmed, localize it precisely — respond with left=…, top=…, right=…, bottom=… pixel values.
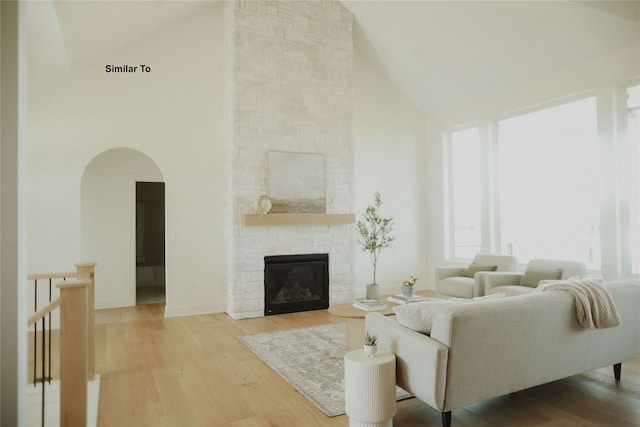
left=357, top=192, right=394, bottom=299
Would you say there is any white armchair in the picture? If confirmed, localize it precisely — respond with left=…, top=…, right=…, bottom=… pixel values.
left=435, top=254, right=519, bottom=299
left=484, top=258, right=587, bottom=297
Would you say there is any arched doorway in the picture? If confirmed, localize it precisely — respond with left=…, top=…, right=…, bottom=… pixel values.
left=81, top=148, right=165, bottom=308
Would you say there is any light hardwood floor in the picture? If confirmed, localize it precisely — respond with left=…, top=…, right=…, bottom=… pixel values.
left=29, top=302, right=640, bottom=426
left=87, top=302, right=640, bottom=427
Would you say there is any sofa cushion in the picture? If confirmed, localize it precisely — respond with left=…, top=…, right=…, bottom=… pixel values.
left=526, top=259, right=586, bottom=279
left=393, top=300, right=457, bottom=335
left=539, top=275, right=580, bottom=286
left=520, top=269, right=562, bottom=288
left=436, top=277, right=475, bottom=298
left=394, top=293, right=506, bottom=334
left=461, top=263, right=498, bottom=278
left=486, top=285, right=536, bottom=297
left=449, top=292, right=507, bottom=303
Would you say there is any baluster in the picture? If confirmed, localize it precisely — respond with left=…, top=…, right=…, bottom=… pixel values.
left=41, top=314, right=46, bottom=427
left=48, top=278, right=53, bottom=384
left=33, top=279, right=37, bottom=387
left=33, top=278, right=46, bottom=427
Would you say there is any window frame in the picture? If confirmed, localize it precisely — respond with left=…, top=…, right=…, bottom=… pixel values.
left=445, top=124, right=483, bottom=260
left=619, top=80, right=640, bottom=276
left=444, top=90, right=636, bottom=276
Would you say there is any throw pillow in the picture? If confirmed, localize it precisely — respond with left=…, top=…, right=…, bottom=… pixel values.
left=539, top=275, right=579, bottom=286
left=461, top=263, right=498, bottom=278
left=393, top=293, right=508, bottom=335
left=520, top=269, right=562, bottom=288
left=393, top=300, right=458, bottom=335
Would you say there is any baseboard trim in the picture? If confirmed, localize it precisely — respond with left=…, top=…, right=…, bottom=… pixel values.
left=164, top=303, right=223, bottom=318
left=95, top=298, right=132, bottom=310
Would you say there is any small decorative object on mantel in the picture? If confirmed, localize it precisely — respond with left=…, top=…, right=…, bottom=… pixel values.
left=364, top=332, right=378, bottom=357
left=255, top=195, right=272, bottom=214
left=402, top=275, right=417, bottom=297
left=357, top=192, right=394, bottom=299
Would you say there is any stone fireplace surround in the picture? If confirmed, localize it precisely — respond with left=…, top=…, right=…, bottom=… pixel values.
left=224, top=0, right=356, bottom=319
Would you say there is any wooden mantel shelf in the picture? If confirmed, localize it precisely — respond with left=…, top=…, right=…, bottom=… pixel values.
left=241, top=213, right=355, bottom=226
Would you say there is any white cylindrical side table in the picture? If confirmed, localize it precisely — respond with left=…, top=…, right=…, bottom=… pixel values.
left=344, top=349, right=396, bottom=427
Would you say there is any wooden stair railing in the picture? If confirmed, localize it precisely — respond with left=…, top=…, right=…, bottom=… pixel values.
left=28, top=263, right=96, bottom=427
left=75, top=263, right=96, bottom=380
left=58, top=280, right=89, bottom=427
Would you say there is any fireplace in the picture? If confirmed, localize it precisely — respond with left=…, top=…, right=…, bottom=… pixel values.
left=264, top=253, right=329, bottom=315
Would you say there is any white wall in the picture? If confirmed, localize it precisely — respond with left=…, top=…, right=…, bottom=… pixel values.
left=423, top=43, right=640, bottom=283
left=1, top=1, right=28, bottom=423
left=28, top=5, right=226, bottom=316
left=353, top=24, right=429, bottom=296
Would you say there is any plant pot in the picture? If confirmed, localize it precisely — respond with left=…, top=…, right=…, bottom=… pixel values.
left=364, top=344, right=377, bottom=358
left=366, top=283, right=380, bottom=299
left=402, top=284, right=415, bottom=298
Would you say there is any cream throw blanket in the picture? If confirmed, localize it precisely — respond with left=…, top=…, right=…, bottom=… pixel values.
left=537, top=278, right=621, bottom=329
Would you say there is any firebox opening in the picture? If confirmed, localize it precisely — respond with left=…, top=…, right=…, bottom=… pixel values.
left=264, top=253, right=329, bottom=316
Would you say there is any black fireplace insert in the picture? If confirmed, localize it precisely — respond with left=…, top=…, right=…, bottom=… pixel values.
left=264, top=253, right=329, bottom=315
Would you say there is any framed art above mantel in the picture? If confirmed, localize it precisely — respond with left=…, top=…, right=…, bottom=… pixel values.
left=267, top=151, right=326, bottom=214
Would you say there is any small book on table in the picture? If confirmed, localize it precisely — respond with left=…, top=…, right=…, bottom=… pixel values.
left=387, top=294, right=428, bottom=304
left=352, top=299, right=387, bottom=311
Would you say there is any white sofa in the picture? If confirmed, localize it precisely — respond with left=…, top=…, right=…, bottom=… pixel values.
left=435, top=254, right=518, bottom=299
left=365, top=280, right=640, bottom=427
left=484, top=258, right=587, bottom=296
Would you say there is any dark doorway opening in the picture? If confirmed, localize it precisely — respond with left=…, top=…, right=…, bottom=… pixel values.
left=136, top=182, right=166, bottom=304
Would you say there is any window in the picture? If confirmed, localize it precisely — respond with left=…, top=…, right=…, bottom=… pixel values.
left=624, top=84, right=640, bottom=274
left=446, top=87, right=640, bottom=277
left=497, top=97, right=600, bottom=267
left=449, top=127, right=482, bottom=259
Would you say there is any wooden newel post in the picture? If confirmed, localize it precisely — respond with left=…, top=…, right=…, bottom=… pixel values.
left=58, top=280, right=89, bottom=427
left=76, top=262, right=96, bottom=380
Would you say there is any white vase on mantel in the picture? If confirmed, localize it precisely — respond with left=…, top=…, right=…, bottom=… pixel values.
left=366, top=283, right=380, bottom=299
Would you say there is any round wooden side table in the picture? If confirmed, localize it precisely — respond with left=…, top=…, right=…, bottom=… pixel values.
left=328, top=303, right=395, bottom=349
left=344, top=349, right=396, bottom=427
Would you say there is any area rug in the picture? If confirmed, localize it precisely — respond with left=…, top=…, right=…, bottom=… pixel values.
left=238, top=323, right=412, bottom=417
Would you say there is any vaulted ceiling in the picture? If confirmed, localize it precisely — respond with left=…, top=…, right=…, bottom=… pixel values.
left=27, top=1, right=640, bottom=112
left=342, top=0, right=640, bottom=111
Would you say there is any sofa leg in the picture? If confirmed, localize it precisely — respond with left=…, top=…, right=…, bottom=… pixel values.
left=613, top=363, right=621, bottom=381
left=442, top=411, right=452, bottom=427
